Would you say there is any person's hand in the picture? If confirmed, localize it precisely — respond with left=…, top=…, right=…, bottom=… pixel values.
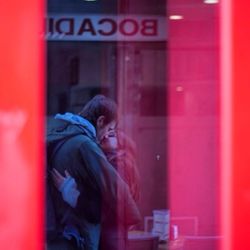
left=51, top=168, right=70, bottom=191
left=51, top=168, right=80, bottom=208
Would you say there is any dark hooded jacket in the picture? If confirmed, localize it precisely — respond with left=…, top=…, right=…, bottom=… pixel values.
left=46, top=113, right=141, bottom=250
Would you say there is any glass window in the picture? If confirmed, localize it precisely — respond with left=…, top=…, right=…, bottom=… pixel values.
left=46, top=0, right=220, bottom=249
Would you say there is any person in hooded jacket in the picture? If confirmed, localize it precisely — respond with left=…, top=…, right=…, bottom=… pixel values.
left=46, top=95, right=141, bottom=250
left=52, top=129, right=141, bottom=250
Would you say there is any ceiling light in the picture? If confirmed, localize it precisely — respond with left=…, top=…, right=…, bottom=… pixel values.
left=204, top=0, right=219, bottom=4
left=169, top=15, right=183, bottom=20
left=176, top=86, right=184, bottom=92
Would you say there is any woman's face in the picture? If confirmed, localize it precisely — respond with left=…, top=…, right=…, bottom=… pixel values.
left=96, top=117, right=116, bottom=143
left=100, top=130, right=118, bottom=152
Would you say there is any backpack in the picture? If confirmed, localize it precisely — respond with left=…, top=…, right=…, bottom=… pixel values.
left=46, top=136, right=66, bottom=240
left=46, top=133, right=79, bottom=241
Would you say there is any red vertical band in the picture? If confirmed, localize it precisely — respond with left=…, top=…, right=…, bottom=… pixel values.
left=231, top=0, right=250, bottom=249
left=221, top=0, right=250, bottom=249
left=0, top=0, right=44, bottom=249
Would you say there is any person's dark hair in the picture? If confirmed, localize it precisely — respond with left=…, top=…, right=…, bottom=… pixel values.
left=79, top=95, right=117, bottom=127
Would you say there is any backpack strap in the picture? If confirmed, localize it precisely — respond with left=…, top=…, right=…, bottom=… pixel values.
left=46, top=133, right=82, bottom=241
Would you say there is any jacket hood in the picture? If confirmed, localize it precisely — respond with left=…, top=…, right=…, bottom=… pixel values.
left=47, top=112, right=96, bottom=144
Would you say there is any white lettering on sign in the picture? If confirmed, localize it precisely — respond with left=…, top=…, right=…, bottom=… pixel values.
left=46, top=15, right=166, bottom=41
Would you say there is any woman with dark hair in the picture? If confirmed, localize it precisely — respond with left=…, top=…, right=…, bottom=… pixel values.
left=101, top=130, right=140, bottom=203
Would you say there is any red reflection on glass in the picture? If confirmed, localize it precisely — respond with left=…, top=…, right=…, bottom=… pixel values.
left=168, top=0, right=220, bottom=249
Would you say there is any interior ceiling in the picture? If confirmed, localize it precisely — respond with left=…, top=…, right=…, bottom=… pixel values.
left=168, top=0, right=218, bottom=21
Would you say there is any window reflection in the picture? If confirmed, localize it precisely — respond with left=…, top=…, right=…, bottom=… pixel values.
left=46, top=0, right=220, bottom=249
